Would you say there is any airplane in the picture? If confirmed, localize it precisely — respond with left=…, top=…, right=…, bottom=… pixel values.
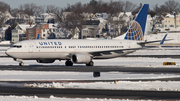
left=5, top=4, right=166, bottom=66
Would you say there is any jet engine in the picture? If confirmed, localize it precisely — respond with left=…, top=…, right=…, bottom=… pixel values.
left=71, top=54, right=91, bottom=64
left=36, top=59, right=55, bottom=63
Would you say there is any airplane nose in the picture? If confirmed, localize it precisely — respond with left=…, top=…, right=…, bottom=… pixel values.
left=5, top=49, right=12, bottom=57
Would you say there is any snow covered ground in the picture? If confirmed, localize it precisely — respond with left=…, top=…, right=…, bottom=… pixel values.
left=144, top=33, right=180, bottom=45
left=0, top=96, right=134, bottom=101
left=1, top=32, right=180, bottom=101
left=23, top=81, right=180, bottom=91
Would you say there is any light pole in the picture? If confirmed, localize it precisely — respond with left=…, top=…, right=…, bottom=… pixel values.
left=174, top=12, right=176, bottom=28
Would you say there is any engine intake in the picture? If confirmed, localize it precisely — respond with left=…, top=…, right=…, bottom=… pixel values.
left=71, top=54, right=91, bottom=64
left=36, top=59, right=55, bottom=63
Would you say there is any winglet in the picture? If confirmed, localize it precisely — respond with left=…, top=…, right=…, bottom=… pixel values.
left=160, top=34, right=167, bottom=45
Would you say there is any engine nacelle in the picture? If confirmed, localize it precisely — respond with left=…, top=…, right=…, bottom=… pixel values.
left=36, top=59, right=55, bottom=63
left=71, top=54, right=91, bottom=64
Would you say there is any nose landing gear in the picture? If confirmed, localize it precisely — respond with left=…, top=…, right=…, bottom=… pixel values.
left=14, top=58, right=24, bottom=66
left=19, top=62, right=24, bottom=66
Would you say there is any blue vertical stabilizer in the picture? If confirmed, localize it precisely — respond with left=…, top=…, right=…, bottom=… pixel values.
left=124, top=4, right=149, bottom=41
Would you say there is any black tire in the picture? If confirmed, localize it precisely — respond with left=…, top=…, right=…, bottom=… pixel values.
left=86, top=61, right=94, bottom=66
left=65, top=60, right=73, bottom=66
left=19, top=62, right=24, bottom=66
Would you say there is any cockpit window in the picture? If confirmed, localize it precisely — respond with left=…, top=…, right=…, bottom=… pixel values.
left=12, top=45, right=22, bottom=48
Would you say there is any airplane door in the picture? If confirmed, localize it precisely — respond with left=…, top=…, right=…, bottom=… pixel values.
left=128, top=42, right=131, bottom=48
left=28, top=43, right=33, bottom=53
left=75, top=44, right=80, bottom=52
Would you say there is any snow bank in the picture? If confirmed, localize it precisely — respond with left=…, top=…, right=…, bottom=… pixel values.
left=24, top=81, right=180, bottom=91
left=0, top=95, right=127, bottom=101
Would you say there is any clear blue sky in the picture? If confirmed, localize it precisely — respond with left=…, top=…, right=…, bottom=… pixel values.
left=1, top=0, right=180, bottom=9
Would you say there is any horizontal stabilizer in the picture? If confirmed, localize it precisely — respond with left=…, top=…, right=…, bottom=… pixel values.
left=160, top=34, right=167, bottom=45
left=137, top=34, right=172, bottom=45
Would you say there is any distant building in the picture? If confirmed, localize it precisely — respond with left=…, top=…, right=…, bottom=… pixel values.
left=81, top=20, right=100, bottom=39
left=82, top=13, right=96, bottom=20
left=0, top=26, right=9, bottom=41
left=95, top=13, right=109, bottom=20
left=163, top=13, right=180, bottom=32
left=113, top=12, right=133, bottom=24
left=35, top=13, right=56, bottom=24
left=0, top=11, right=12, bottom=24
left=6, top=11, right=35, bottom=25
left=55, top=28, right=68, bottom=39
left=11, top=24, right=34, bottom=43
left=59, top=12, right=72, bottom=23
left=26, top=23, right=57, bottom=40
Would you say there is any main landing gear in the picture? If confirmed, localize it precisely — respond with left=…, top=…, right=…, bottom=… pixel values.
left=65, top=60, right=94, bottom=66
left=86, top=61, right=94, bottom=66
left=65, top=60, right=73, bottom=66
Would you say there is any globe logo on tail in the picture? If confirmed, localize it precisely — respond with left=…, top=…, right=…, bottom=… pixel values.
left=124, top=21, right=143, bottom=41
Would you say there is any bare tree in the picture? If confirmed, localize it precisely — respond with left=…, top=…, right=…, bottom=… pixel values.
left=63, top=13, right=84, bottom=38
left=19, top=3, right=38, bottom=16
left=0, top=16, right=5, bottom=27
left=35, top=5, right=45, bottom=16
left=108, top=17, right=126, bottom=35
left=165, top=0, right=180, bottom=13
left=108, top=0, right=124, bottom=15
left=46, top=5, right=61, bottom=14
left=0, top=1, right=10, bottom=12
left=11, top=8, right=19, bottom=17
left=61, top=0, right=136, bottom=14
left=153, top=4, right=169, bottom=15
left=123, top=1, right=136, bottom=12
left=0, top=1, right=10, bottom=27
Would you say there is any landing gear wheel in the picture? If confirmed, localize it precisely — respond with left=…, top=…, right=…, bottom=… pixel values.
left=65, top=60, right=73, bottom=66
left=86, top=61, right=94, bottom=66
left=19, top=62, right=24, bottom=66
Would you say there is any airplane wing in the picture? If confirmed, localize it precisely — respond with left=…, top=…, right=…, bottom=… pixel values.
left=87, top=48, right=140, bottom=57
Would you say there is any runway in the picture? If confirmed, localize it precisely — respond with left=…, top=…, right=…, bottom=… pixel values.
left=0, top=65, right=180, bottom=73
left=0, top=86, right=180, bottom=100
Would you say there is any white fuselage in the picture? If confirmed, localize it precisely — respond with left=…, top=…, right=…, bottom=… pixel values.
left=6, top=39, right=141, bottom=60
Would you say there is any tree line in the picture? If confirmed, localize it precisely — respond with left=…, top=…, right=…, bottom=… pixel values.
left=1, top=0, right=180, bottom=28
left=0, top=0, right=180, bottom=17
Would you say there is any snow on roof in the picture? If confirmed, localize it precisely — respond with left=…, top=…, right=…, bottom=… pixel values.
left=125, top=12, right=132, bottom=16
left=49, top=23, right=58, bottom=29
left=118, top=12, right=132, bottom=18
left=165, top=13, right=174, bottom=18
left=41, top=13, right=50, bottom=16
left=25, top=24, right=36, bottom=29
left=0, top=25, right=10, bottom=31
left=98, top=18, right=107, bottom=23
left=18, top=24, right=35, bottom=30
